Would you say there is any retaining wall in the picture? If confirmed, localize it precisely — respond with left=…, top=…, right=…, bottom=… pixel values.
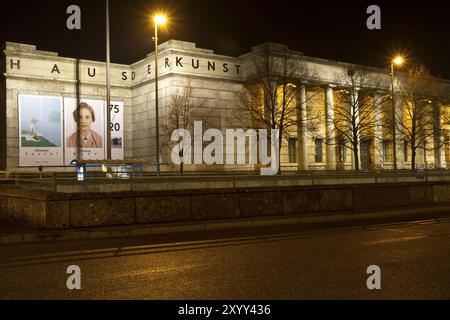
left=0, top=182, right=449, bottom=229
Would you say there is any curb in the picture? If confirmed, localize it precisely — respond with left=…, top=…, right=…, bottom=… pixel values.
left=1, top=205, right=450, bottom=246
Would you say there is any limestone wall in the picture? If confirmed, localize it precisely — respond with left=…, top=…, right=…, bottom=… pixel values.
left=2, top=43, right=133, bottom=170
left=3, top=40, right=450, bottom=172
left=2, top=181, right=450, bottom=229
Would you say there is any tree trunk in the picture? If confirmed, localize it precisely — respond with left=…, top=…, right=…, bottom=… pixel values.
left=411, top=120, right=416, bottom=171
left=354, top=146, right=360, bottom=171
left=179, top=148, right=184, bottom=176
left=353, top=136, right=359, bottom=171
left=411, top=147, right=416, bottom=172
left=277, top=131, right=283, bottom=175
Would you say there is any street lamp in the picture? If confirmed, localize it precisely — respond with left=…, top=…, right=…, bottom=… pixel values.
left=106, top=0, right=112, bottom=160
left=153, top=14, right=167, bottom=176
left=390, top=55, right=404, bottom=170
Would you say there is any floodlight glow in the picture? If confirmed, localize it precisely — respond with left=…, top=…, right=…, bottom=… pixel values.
left=393, top=56, right=404, bottom=66
left=154, top=15, right=167, bottom=25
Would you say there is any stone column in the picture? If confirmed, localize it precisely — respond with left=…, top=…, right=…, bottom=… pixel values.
left=264, top=81, right=278, bottom=122
left=373, top=92, right=384, bottom=169
left=433, top=100, right=444, bottom=168
left=394, top=94, right=405, bottom=169
left=325, top=85, right=336, bottom=170
left=296, top=84, right=309, bottom=170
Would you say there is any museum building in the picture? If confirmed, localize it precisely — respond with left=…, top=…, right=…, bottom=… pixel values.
left=1, top=40, right=450, bottom=172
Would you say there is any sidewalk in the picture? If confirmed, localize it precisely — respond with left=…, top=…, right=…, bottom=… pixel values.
left=1, top=204, right=450, bottom=246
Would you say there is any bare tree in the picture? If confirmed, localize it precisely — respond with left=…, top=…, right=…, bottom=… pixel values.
left=331, top=68, right=385, bottom=171
left=234, top=44, right=318, bottom=174
left=165, top=86, right=203, bottom=175
left=397, top=64, right=442, bottom=170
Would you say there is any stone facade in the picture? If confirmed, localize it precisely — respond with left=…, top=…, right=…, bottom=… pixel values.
left=2, top=40, right=450, bottom=172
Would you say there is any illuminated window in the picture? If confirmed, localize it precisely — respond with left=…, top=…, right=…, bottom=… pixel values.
left=383, top=141, right=394, bottom=162
left=404, top=140, right=409, bottom=162
left=315, top=138, right=323, bottom=163
left=288, top=138, right=297, bottom=163
left=445, top=137, right=450, bottom=162
left=338, top=140, right=346, bottom=163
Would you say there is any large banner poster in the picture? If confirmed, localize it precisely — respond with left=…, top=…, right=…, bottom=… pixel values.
left=19, top=95, right=64, bottom=166
left=63, top=98, right=124, bottom=165
left=64, top=98, right=106, bottom=164
left=109, top=101, right=124, bottom=161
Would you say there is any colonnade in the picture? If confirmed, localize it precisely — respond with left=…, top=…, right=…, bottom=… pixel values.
left=294, top=84, right=445, bottom=170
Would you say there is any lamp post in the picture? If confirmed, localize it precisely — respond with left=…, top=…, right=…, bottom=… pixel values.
left=153, top=15, right=166, bottom=176
left=106, top=0, right=112, bottom=160
left=390, top=56, right=404, bottom=170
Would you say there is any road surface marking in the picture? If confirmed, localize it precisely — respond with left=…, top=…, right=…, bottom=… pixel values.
left=363, top=235, right=427, bottom=245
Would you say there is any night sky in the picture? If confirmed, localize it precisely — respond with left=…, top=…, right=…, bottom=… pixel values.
left=1, top=0, right=450, bottom=78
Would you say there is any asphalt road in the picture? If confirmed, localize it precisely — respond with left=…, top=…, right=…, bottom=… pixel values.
left=0, top=217, right=450, bottom=300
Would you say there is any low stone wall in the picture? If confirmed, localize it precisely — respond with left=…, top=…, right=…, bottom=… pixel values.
left=53, top=171, right=449, bottom=193
left=1, top=181, right=450, bottom=230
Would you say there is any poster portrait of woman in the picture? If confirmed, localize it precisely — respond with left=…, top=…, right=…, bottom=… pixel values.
left=66, top=102, right=103, bottom=148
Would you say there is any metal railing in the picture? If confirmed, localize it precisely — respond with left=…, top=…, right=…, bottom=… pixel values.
left=1, top=168, right=449, bottom=193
